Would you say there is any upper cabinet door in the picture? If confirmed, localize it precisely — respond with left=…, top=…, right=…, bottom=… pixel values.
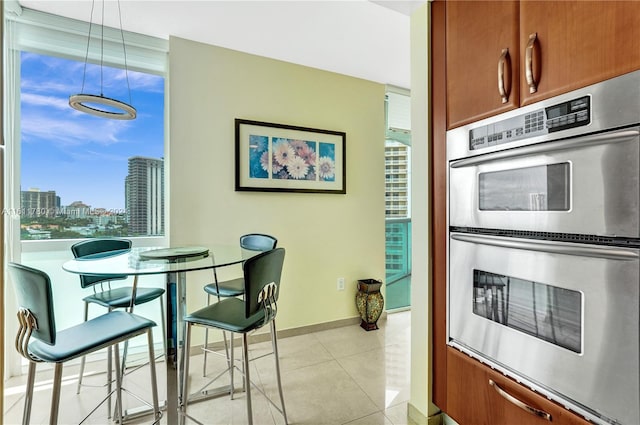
left=520, top=1, right=640, bottom=106
left=446, top=1, right=520, bottom=129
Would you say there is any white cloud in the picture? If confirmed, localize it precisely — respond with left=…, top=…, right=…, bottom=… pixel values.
left=22, top=79, right=80, bottom=95
left=21, top=109, right=131, bottom=148
left=69, top=149, right=129, bottom=162
left=21, top=93, right=70, bottom=110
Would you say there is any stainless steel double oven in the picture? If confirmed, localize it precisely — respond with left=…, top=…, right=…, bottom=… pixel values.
left=447, top=70, right=640, bottom=425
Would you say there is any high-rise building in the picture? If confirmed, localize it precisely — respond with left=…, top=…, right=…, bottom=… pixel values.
left=384, top=140, right=411, bottom=287
left=125, top=156, right=164, bottom=235
left=20, top=188, right=60, bottom=217
left=384, top=141, right=410, bottom=218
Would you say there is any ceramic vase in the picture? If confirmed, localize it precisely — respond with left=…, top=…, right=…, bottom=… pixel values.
left=355, top=279, right=384, bottom=331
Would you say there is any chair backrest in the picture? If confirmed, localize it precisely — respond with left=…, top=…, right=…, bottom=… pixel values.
left=71, top=238, right=132, bottom=288
left=240, top=234, right=278, bottom=252
left=8, top=263, right=56, bottom=345
left=243, top=248, right=285, bottom=319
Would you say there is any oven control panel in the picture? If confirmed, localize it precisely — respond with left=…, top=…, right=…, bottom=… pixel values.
left=469, top=96, right=591, bottom=151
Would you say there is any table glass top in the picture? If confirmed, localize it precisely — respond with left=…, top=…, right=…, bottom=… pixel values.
left=63, top=245, right=258, bottom=276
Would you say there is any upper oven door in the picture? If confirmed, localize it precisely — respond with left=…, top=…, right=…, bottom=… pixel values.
left=449, top=127, right=640, bottom=237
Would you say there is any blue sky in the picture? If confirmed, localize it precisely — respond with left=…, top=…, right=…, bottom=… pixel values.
left=20, top=52, right=165, bottom=211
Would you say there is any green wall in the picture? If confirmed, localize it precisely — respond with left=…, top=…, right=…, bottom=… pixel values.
left=168, top=36, right=386, bottom=337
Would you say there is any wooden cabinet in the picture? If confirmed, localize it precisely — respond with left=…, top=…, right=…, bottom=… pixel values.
left=446, top=1, right=520, bottom=128
left=446, top=348, right=590, bottom=425
left=446, top=1, right=519, bottom=129
left=446, top=0, right=640, bottom=129
left=520, top=1, right=640, bottom=106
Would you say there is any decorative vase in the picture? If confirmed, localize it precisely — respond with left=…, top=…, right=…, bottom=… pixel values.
left=355, top=278, right=384, bottom=331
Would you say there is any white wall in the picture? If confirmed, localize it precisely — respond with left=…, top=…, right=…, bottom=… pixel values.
left=409, top=3, right=439, bottom=424
left=168, top=36, right=386, bottom=337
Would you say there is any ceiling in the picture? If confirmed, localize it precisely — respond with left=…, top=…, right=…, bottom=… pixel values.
left=16, top=0, right=426, bottom=89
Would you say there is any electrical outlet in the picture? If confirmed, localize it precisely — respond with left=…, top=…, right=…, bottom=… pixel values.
left=337, top=277, right=345, bottom=291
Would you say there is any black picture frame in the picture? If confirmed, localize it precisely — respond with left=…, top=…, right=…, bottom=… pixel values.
left=235, top=119, right=346, bottom=194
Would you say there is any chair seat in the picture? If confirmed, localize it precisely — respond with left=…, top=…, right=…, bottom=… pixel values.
left=83, top=286, right=165, bottom=308
left=185, top=298, right=266, bottom=334
left=28, top=311, right=156, bottom=363
left=203, top=277, right=244, bottom=297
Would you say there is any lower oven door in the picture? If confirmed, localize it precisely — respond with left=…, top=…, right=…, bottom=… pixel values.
left=449, top=232, right=639, bottom=425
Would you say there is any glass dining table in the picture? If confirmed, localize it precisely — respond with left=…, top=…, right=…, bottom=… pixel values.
left=62, top=245, right=258, bottom=424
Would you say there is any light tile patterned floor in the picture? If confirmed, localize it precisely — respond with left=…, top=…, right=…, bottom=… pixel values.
left=4, top=311, right=412, bottom=425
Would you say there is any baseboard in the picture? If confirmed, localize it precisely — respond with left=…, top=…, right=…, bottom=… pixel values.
left=200, top=313, right=387, bottom=350
left=407, top=403, right=443, bottom=425
left=429, top=413, right=445, bottom=425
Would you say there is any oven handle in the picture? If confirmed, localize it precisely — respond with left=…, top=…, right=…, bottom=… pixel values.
left=450, top=129, right=639, bottom=168
left=451, top=233, right=639, bottom=260
left=489, top=379, right=552, bottom=421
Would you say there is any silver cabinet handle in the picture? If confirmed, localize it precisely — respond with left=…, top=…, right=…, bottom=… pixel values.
left=489, top=379, right=552, bottom=421
left=451, top=232, right=639, bottom=261
left=525, top=33, right=538, bottom=94
left=498, top=48, right=510, bottom=104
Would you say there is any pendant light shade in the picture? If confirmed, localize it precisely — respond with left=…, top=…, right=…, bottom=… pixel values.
left=69, top=0, right=136, bottom=120
left=69, top=94, right=136, bottom=120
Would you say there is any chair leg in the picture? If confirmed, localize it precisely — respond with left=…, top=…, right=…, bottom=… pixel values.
left=181, top=323, right=193, bottom=418
left=49, top=363, right=63, bottom=425
left=242, top=333, right=253, bottom=425
left=22, top=361, right=36, bottom=425
left=230, top=333, right=235, bottom=400
left=76, top=301, right=89, bottom=394
left=120, top=302, right=133, bottom=380
left=271, top=320, right=288, bottom=424
left=121, top=339, right=130, bottom=381
left=159, top=296, right=167, bottom=359
left=146, top=329, right=161, bottom=422
left=107, top=344, right=113, bottom=419
left=202, top=294, right=211, bottom=376
left=113, top=343, right=123, bottom=424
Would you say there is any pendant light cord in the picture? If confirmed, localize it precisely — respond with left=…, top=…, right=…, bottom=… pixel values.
left=100, top=0, right=105, bottom=97
left=79, top=0, right=97, bottom=94
left=70, top=0, right=137, bottom=120
left=117, top=0, right=133, bottom=105
left=79, top=0, right=131, bottom=102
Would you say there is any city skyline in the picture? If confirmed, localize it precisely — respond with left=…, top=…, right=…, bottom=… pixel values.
left=21, top=154, right=164, bottom=213
left=20, top=52, right=165, bottom=210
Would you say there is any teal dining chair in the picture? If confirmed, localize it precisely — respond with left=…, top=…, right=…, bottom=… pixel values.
left=182, top=248, right=288, bottom=425
left=8, top=262, right=160, bottom=425
left=201, top=233, right=277, bottom=376
left=71, top=238, right=166, bottom=394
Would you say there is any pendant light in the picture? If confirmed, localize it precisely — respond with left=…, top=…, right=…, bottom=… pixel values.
left=69, top=0, right=136, bottom=120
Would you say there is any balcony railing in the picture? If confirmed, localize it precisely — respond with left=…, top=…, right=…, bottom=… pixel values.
left=385, top=218, right=411, bottom=310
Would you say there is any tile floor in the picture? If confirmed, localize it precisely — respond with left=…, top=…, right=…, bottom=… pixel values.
left=4, top=311, right=413, bottom=425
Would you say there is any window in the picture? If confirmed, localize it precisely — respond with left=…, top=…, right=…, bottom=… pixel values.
left=19, top=53, right=165, bottom=239
left=472, top=269, right=582, bottom=353
left=5, top=6, right=168, bottom=240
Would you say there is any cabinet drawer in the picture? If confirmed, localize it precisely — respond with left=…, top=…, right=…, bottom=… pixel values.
left=446, top=347, right=590, bottom=425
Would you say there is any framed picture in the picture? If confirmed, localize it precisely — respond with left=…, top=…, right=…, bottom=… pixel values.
left=235, top=119, right=346, bottom=194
